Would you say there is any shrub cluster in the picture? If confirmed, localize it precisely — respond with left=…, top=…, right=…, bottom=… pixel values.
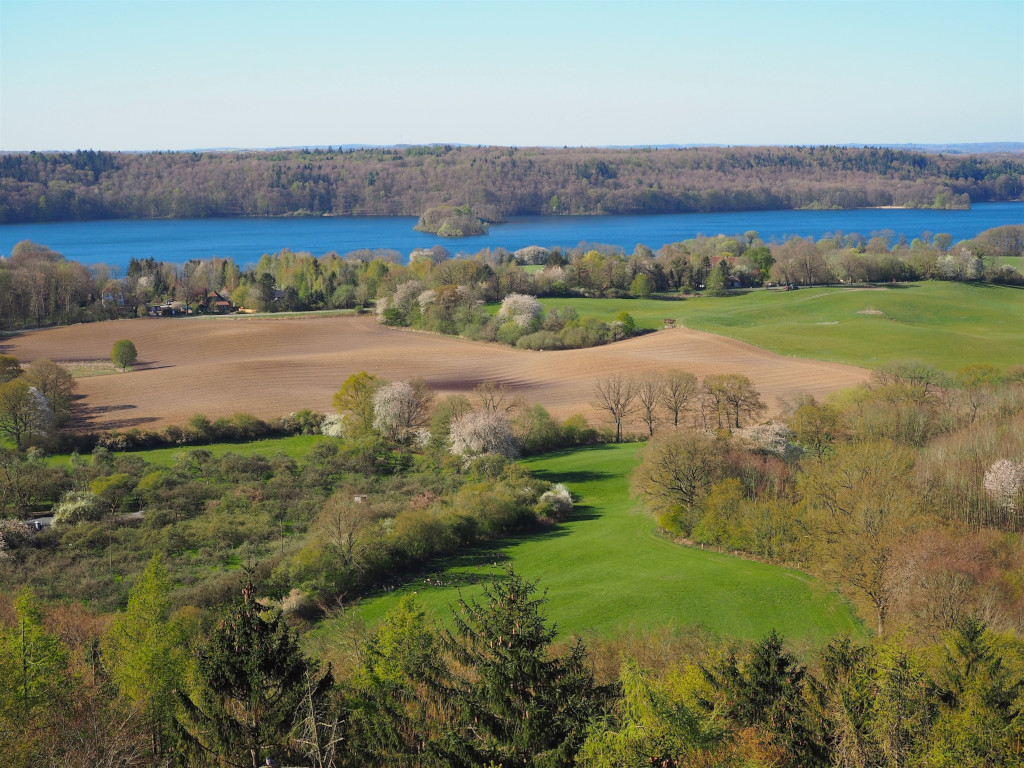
left=92, top=410, right=324, bottom=452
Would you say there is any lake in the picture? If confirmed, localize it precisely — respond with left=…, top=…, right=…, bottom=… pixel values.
left=1, top=202, right=1021, bottom=269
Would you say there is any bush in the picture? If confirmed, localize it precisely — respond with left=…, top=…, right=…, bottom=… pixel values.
left=51, top=491, right=102, bottom=527
left=516, top=331, right=562, bottom=350
left=279, top=409, right=325, bottom=435
left=496, top=321, right=527, bottom=346
left=536, top=483, right=573, bottom=521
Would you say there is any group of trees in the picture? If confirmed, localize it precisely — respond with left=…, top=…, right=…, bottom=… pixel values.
left=3, top=559, right=1023, bottom=767
left=631, top=362, right=1024, bottom=639
left=4, top=222, right=1020, bottom=330
left=593, top=371, right=765, bottom=442
left=0, top=374, right=603, bottom=610
left=378, top=286, right=639, bottom=350
left=0, top=241, right=242, bottom=330
left=2, top=145, right=1020, bottom=224
left=0, top=354, right=75, bottom=448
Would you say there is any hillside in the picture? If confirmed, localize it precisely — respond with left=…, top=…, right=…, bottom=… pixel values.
left=2, top=145, right=1021, bottom=223
left=1, top=314, right=868, bottom=433
left=339, top=443, right=864, bottom=642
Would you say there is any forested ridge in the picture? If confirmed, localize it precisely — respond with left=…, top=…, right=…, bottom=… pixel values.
left=1, top=145, right=1021, bottom=223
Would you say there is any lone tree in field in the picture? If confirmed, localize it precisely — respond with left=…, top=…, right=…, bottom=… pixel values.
left=592, top=374, right=636, bottom=443
left=111, top=339, right=138, bottom=371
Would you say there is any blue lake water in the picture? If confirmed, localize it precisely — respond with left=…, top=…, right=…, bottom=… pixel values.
left=1, top=203, right=1021, bottom=269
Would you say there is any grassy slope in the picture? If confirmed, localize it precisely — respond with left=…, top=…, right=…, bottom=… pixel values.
left=47, top=434, right=328, bottom=468
left=336, top=444, right=863, bottom=644
left=538, top=281, right=1023, bottom=371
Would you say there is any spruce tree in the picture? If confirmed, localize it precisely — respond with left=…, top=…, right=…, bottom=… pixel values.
left=435, top=568, right=609, bottom=768
left=175, top=576, right=333, bottom=768
left=703, top=631, right=827, bottom=767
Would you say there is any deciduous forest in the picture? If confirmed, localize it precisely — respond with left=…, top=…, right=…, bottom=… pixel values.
left=2, top=145, right=1021, bottom=223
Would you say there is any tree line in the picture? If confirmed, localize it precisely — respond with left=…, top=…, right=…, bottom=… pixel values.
left=3, top=223, right=1020, bottom=331
left=2, top=560, right=1022, bottom=767
left=623, top=362, right=1024, bottom=639
left=2, top=145, right=1021, bottom=224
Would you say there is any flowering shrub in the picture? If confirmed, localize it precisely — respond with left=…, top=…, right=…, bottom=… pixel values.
left=320, top=413, right=347, bottom=438
left=984, top=459, right=1024, bottom=513
left=51, top=491, right=102, bottom=527
left=536, top=483, right=573, bottom=521
left=449, top=409, right=519, bottom=459
left=736, top=421, right=801, bottom=458
left=497, top=293, right=543, bottom=328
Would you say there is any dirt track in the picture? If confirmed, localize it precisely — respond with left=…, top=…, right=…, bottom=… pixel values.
left=1, top=315, right=869, bottom=433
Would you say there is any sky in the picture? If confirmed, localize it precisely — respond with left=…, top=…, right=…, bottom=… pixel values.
left=1, top=0, right=1022, bottom=151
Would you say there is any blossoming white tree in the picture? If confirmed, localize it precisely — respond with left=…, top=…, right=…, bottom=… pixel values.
left=372, top=379, right=434, bottom=444
left=496, top=293, right=543, bottom=328
left=448, top=409, right=519, bottom=459
left=984, top=459, right=1024, bottom=514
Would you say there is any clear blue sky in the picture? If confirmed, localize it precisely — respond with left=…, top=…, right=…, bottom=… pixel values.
left=2, top=0, right=1021, bottom=150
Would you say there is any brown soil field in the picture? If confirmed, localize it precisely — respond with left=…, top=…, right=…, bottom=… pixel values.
left=1, top=315, right=869, bottom=433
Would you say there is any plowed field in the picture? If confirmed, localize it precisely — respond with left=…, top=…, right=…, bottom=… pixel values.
left=2, top=315, right=869, bottom=432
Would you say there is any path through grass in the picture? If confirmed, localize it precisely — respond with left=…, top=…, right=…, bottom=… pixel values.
left=336, top=444, right=863, bottom=644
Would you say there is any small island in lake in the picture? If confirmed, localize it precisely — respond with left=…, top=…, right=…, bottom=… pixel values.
left=414, top=204, right=496, bottom=237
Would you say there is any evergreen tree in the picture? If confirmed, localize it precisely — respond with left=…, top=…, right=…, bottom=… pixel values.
left=927, top=618, right=1023, bottom=765
left=434, top=568, right=610, bottom=768
left=175, top=576, right=333, bottom=768
left=103, top=553, right=191, bottom=756
left=703, top=631, right=827, bottom=767
left=0, top=588, right=68, bottom=720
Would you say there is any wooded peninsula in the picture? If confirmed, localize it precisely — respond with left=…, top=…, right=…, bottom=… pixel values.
left=2, top=145, right=1021, bottom=224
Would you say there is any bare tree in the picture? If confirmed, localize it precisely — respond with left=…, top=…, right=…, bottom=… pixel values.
left=660, top=369, right=700, bottom=428
left=632, top=430, right=724, bottom=533
left=633, top=372, right=663, bottom=437
left=318, top=489, right=377, bottom=568
left=592, top=375, right=636, bottom=443
left=473, top=380, right=525, bottom=415
left=702, top=373, right=767, bottom=430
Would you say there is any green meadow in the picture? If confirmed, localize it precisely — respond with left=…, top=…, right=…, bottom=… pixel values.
left=539, top=281, right=1023, bottom=371
left=331, top=443, right=863, bottom=644
left=47, top=434, right=328, bottom=468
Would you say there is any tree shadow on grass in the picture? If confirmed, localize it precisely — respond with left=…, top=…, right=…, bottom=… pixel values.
left=365, top=509, right=601, bottom=600
left=648, top=294, right=690, bottom=302
left=528, top=468, right=612, bottom=485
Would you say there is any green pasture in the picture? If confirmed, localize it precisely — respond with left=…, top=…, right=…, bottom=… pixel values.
left=47, top=434, right=329, bottom=468
left=538, top=281, right=1023, bottom=371
left=332, top=443, right=863, bottom=644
